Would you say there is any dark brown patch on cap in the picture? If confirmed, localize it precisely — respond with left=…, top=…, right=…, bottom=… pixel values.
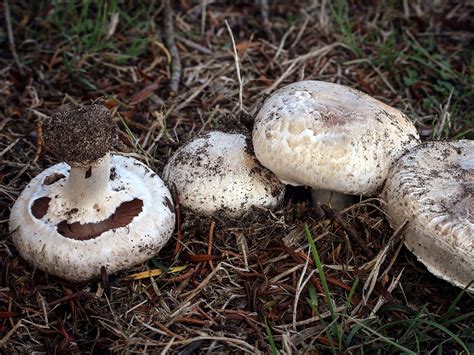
left=43, top=105, right=118, bottom=164
left=43, top=173, right=65, bottom=185
left=56, top=198, right=143, bottom=240
left=31, top=197, right=51, bottom=219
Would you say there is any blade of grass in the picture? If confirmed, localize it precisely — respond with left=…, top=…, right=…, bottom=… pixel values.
left=346, top=316, right=416, bottom=354
left=305, top=224, right=336, bottom=320
left=443, top=280, right=474, bottom=318
left=264, top=317, right=278, bottom=355
left=305, top=223, right=341, bottom=345
left=328, top=0, right=362, bottom=58
left=377, top=308, right=472, bottom=354
left=308, top=283, right=337, bottom=355
left=416, top=319, right=471, bottom=354
left=441, top=312, right=474, bottom=326
left=338, top=277, right=359, bottom=348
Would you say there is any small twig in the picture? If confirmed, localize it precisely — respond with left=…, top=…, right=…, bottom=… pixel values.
left=48, top=291, right=85, bottom=307
left=371, top=269, right=404, bottom=316
left=357, top=221, right=408, bottom=311
left=169, top=335, right=259, bottom=354
left=153, top=322, right=186, bottom=341
left=160, top=267, right=195, bottom=283
left=177, top=35, right=213, bottom=55
left=207, top=221, right=215, bottom=269
left=0, top=320, right=23, bottom=347
left=275, top=307, right=345, bottom=329
left=106, top=12, right=120, bottom=39
left=32, top=121, right=43, bottom=164
left=290, top=15, right=309, bottom=49
left=225, top=20, right=243, bottom=112
left=274, top=26, right=294, bottom=61
left=207, top=221, right=215, bottom=255
left=160, top=336, right=176, bottom=355
left=163, top=0, right=181, bottom=96
left=3, top=0, right=23, bottom=74
left=258, top=0, right=275, bottom=42
left=101, top=266, right=112, bottom=301
left=293, top=247, right=314, bottom=328
left=200, top=0, right=207, bottom=35
left=177, top=263, right=222, bottom=306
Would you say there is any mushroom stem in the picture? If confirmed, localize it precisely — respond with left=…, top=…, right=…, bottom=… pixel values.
left=311, top=189, right=354, bottom=214
left=63, top=153, right=111, bottom=207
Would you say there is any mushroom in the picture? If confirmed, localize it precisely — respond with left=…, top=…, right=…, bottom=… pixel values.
left=163, top=131, right=285, bottom=217
left=381, top=140, right=473, bottom=291
left=9, top=105, right=175, bottom=282
left=252, top=80, right=420, bottom=210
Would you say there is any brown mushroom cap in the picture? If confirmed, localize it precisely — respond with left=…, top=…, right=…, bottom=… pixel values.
left=43, top=104, right=118, bottom=165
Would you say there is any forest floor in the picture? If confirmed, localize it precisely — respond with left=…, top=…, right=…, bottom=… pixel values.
left=0, top=1, right=473, bottom=353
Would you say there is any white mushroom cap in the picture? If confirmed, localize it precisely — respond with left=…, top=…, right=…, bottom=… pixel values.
left=382, top=140, right=473, bottom=291
left=9, top=155, right=175, bottom=282
left=10, top=105, right=175, bottom=282
left=10, top=156, right=175, bottom=281
left=163, top=131, right=285, bottom=217
left=253, top=80, right=420, bottom=195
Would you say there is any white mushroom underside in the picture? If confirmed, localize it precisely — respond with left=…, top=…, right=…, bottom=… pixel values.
left=382, top=140, right=473, bottom=291
left=253, top=81, right=420, bottom=195
left=163, top=131, right=285, bottom=217
left=9, top=155, right=175, bottom=282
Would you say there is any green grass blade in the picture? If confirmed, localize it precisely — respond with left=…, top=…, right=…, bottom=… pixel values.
left=348, top=317, right=416, bottom=354
left=305, top=223, right=342, bottom=346
left=444, top=280, right=474, bottom=318
left=307, top=284, right=338, bottom=355
left=417, top=319, right=471, bottom=354
left=305, top=224, right=335, bottom=319
left=264, top=317, right=278, bottom=355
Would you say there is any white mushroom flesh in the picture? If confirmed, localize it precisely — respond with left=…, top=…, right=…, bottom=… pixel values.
left=382, top=140, right=473, bottom=291
left=163, top=131, right=285, bottom=216
left=253, top=80, right=420, bottom=195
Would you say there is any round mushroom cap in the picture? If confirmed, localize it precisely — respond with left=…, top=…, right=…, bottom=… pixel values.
left=253, top=80, right=420, bottom=195
left=9, top=155, right=175, bottom=282
left=163, top=131, right=285, bottom=217
left=43, top=104, right=119, bottom=165
left=381, top=140, right=473, bottom=291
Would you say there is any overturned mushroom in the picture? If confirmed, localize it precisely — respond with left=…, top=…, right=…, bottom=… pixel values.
left=252, top=80, right=420, bottom=210
left=9, top=105, right=175, bottom=282
left=382, top=140, right=473, bottom=291
left=163, top=131, right=285, bottom=217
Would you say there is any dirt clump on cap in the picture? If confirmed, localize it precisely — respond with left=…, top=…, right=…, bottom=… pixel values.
left=43, top=104, right=119, bottom=164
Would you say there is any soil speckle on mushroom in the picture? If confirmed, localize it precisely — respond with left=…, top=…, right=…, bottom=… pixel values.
left=163, top=131, right=285, bottom=217
left=382, top=140, right=473, bottom=291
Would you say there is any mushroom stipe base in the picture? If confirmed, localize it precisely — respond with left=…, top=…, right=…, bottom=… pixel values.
left=9, top=154, right=175, bottom=282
